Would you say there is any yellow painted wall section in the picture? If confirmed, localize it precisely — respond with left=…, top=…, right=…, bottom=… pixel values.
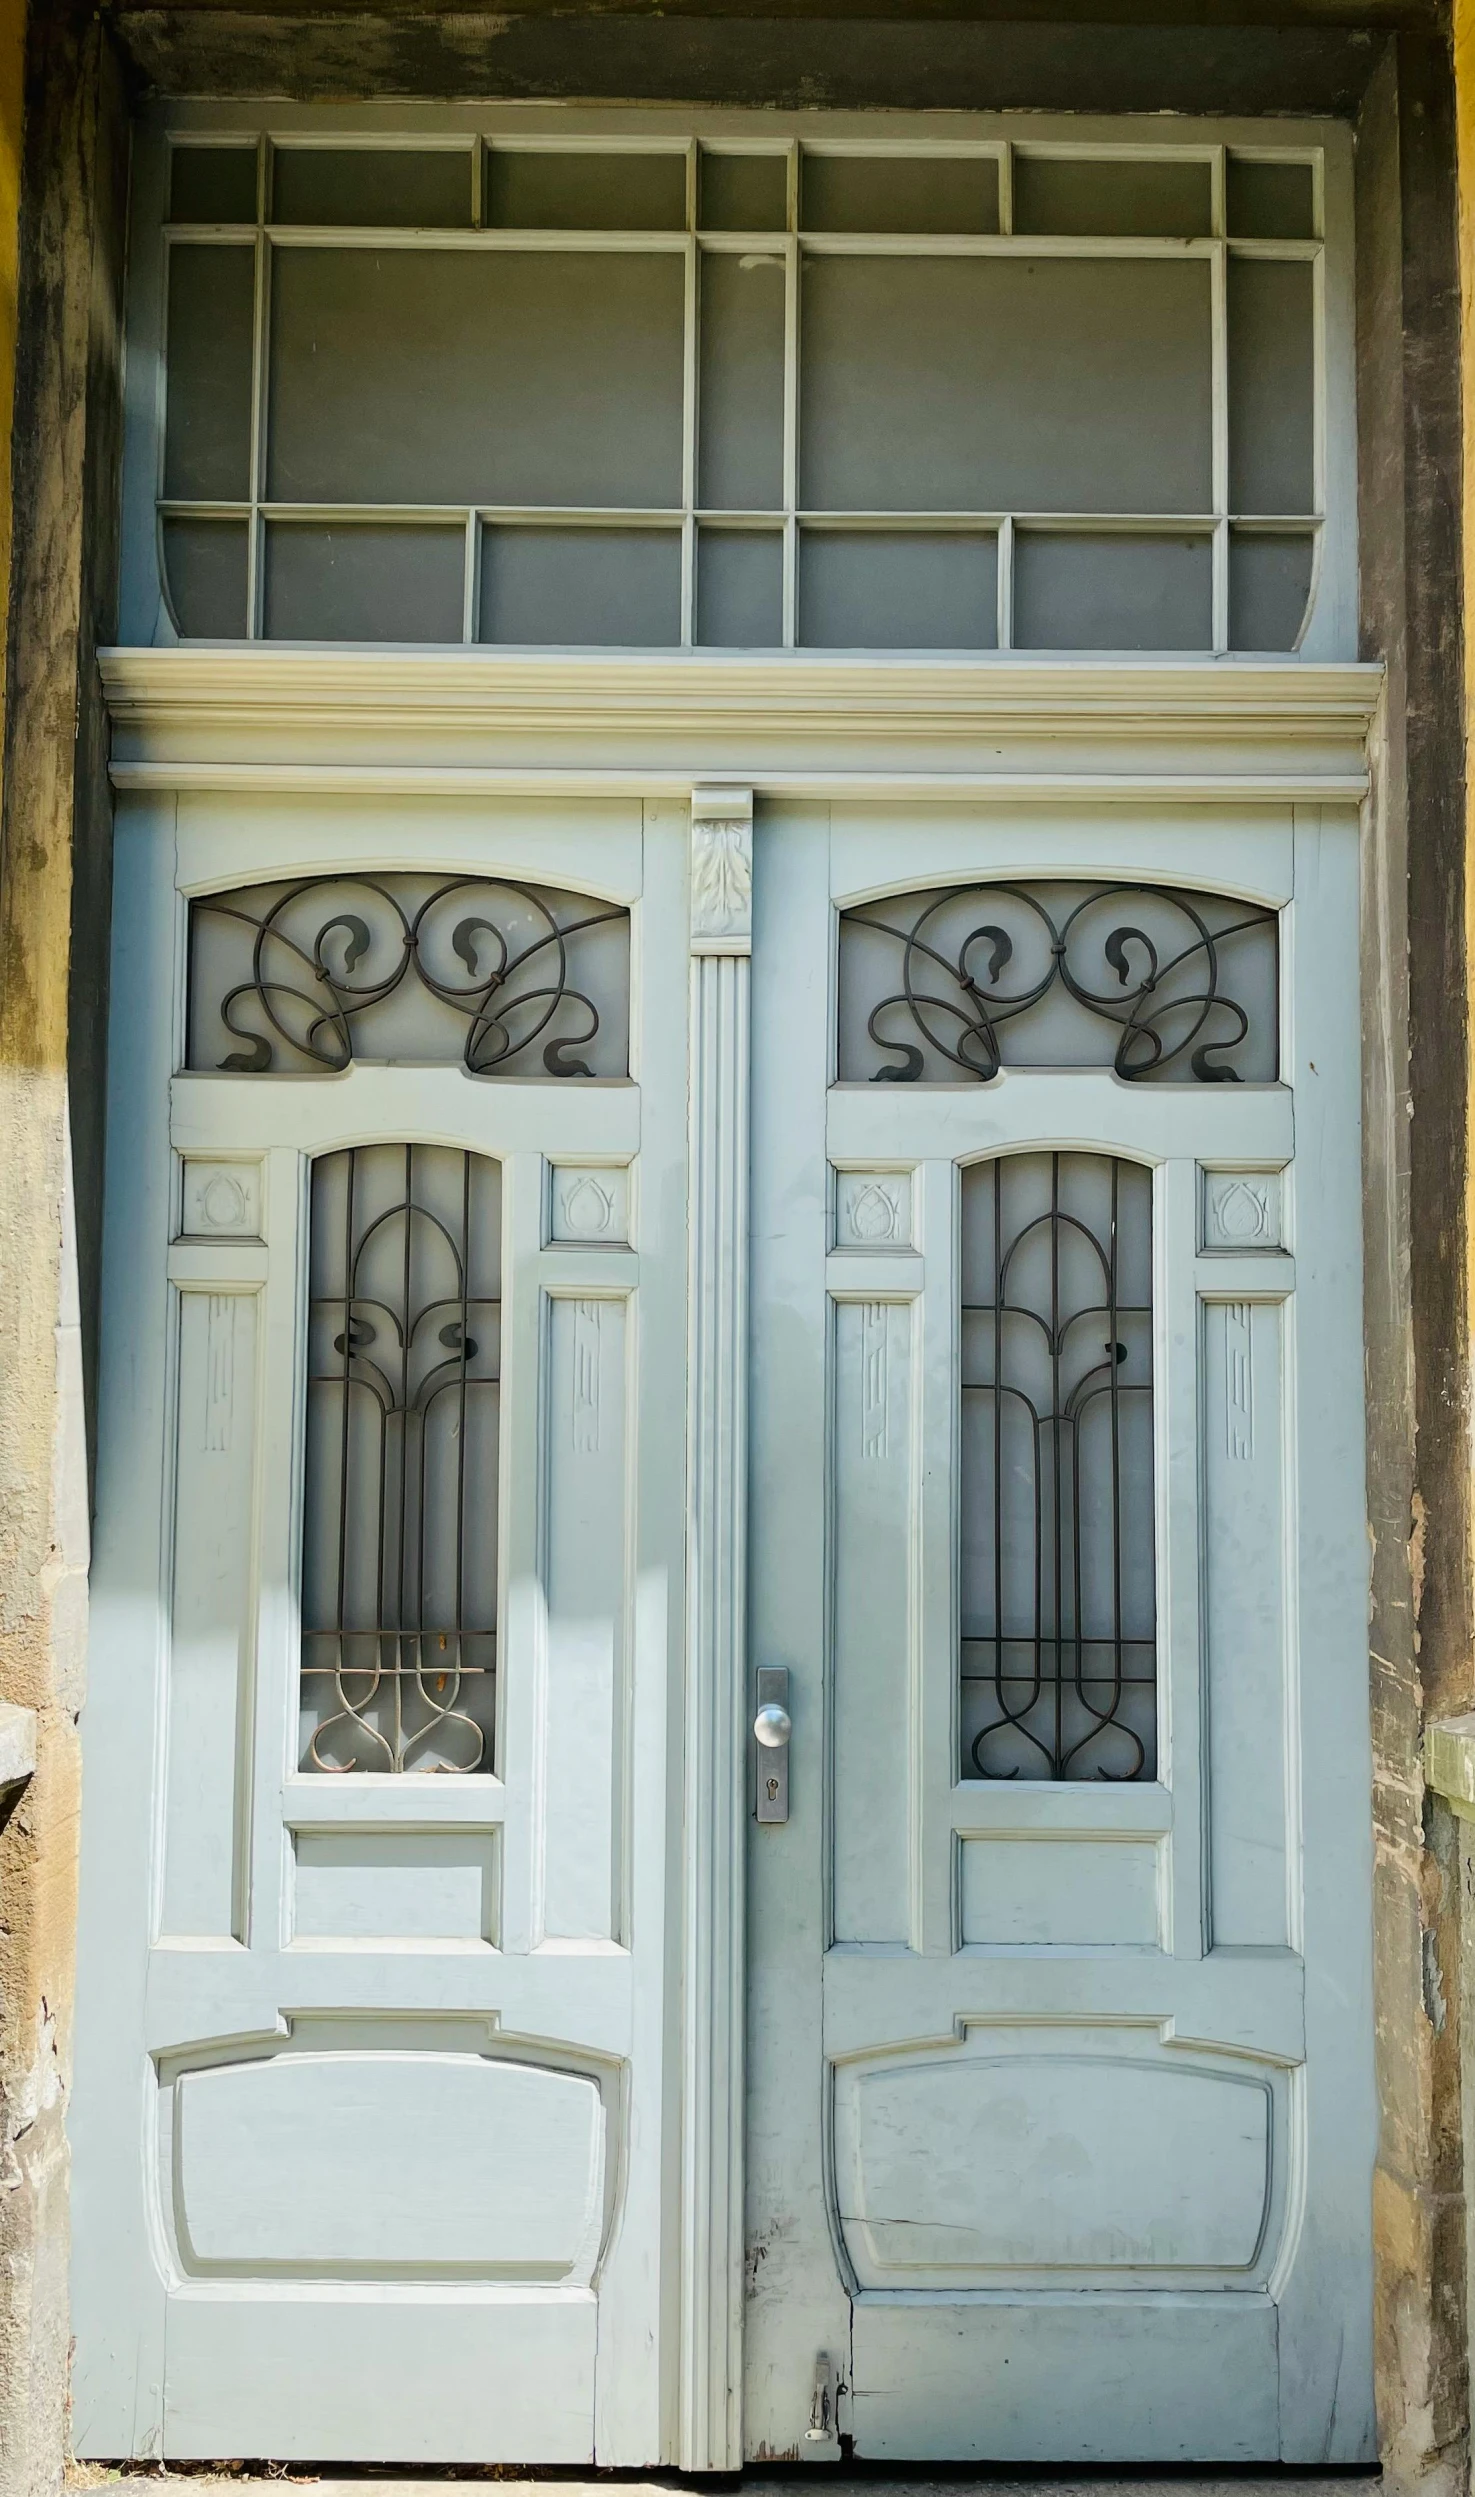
left=0, top=0, right=22, bottom=711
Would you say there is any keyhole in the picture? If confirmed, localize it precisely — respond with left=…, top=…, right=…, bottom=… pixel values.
left=766, top=1776, right=779, bottom=1801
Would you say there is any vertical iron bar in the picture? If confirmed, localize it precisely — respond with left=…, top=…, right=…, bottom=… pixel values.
left=992, top=1159, right=1003, bottom=1769
left=1109, top=1159, right=1125, bottom=1738
left=1068, top=1164, right=1084, bottom=1768
left=455, top=1150, right=471, bottom=1725
left=396, top=1141, right=412, bottom=1771
left=1050, top=1151, right=1063, bottom=1776
left=335, top=1150, right=354, bottom=1740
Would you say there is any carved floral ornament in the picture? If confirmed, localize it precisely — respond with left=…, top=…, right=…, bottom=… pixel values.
left=690, top=793, right=754, bottom=954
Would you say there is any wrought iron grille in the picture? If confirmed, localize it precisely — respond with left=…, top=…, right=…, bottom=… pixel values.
left=301, top=1144, right=501, bottom=1773
left=188, top=871, right=629, bottom=1077
left=839, top=879, right=1278, bottom=1084
left=961, top=1151, right=1156, bottom=1781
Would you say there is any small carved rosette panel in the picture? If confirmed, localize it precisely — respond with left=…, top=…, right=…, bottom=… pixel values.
left=834, top=1168, right=913, bottom=1250
left=549, top=1164, right=630, bottom=1245
left=188, top=871, right=630, bottom=1077
left=181, top=1157, right=262, bottom=1239
left=1201, top=1166, right=1282, bottom=1250
left=839, top=879, right=1278, bottom=1084
left=302, top=1143, right=501, bottom=1773
left=960, top=1150, right=1156, bottom=1780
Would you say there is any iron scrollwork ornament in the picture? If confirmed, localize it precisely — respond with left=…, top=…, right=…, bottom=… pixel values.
left=190, top=871, right=628, bottom=1078
left=842, top=880, right=1278, bottom=1085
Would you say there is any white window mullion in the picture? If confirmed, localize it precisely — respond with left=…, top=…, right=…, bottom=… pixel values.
left=1211, top=236, right=1230, bottom=654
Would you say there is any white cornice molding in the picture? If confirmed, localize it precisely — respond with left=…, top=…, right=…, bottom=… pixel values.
left=99, top=648, right=1384, bottom=736
left=99, top=649, right=1383, bottom=798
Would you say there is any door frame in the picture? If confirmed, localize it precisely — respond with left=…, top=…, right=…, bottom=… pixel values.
left=98, top=644, right=1383, bottom=2467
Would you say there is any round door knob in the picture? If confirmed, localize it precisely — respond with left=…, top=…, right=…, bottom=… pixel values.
left=753, top=1702, right=792, bottom=1749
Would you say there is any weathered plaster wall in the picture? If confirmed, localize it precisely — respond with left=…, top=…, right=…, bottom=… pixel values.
left=0, top=4, right=126, bottom=2491
left=1359, top=32, right=1472, bottom=2491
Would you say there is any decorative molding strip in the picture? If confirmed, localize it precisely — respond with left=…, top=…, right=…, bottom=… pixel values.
left=108, top=763, right=1373, bottom=805
left=679, top=787, right=752, bottom=2469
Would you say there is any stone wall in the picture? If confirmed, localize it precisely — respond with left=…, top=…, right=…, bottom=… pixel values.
left=0, top=6, right=125, bottom=2492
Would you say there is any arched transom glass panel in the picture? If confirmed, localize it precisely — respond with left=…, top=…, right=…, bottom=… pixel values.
left=839, top=879, right=1278, bottom=1083
left=187, top=870, right=630, bottom=1076
left=301, top=1143, right=501, bottom=1773
left=961, top=1151, right=1155, bottom=1782
left=143, top=125, right=1334, bottom=654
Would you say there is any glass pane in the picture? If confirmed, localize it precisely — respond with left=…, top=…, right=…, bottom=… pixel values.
left=271, top=147, right=473, bottom=228
left=801, top=153, right=999, bottom=235
left=301, top=1144, right=501, bottom=1774
left=170, top=145, right=257, bottom=224
left=479, top=525, right=680, bottom=645
left=960, top=1151, right=1156, bottom=1783
left=162, top=517, right=248, bottom=637
left=1227, top=156, right=1315, bottom=239
left=801, top=256, right=1211, bottom=514
left=837, top=878, right=1278, bottom=1083
left=268, top=248, right=685, bottom=507
left=698, top=251, right=784, bottom=510
left=188, top=869, right=631, bottom=1077
left=164, top=244, right=255, bottom=501
left=700, top=151, right=787, bottom=231
left=696, top=528, right=783, bottom=645
left=1228, top=256, right=1315, bottom=514
left=1013, top=155, right=1211, bottom=237
left=1230, top=529, right=1314, bottom=650
left=1013, top=529, right=1211, bottom=649
left=486, top=149, right=686, bottom=229
left=799, top=529, right=997, bottom=647
left=264, top=522, right=463, bottom=641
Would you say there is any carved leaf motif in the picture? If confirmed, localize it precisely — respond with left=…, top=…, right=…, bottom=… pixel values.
left=1215, top=1179, right=1270, bottom=1241
left=849, top=1181, right=901, bottom=1243
left=200, top=1173, right=248, bottom=1230
left=691, top=821, right=753, bottom=940
left=562, top=1175, right=614, bottom=1238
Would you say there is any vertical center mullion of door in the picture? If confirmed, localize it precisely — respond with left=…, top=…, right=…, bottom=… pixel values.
left=915, top=1157, right=958, bottom=1956
left=249, top=1145, right=309, bottom=1952
left=496, top=1149, right=546, bottom=1959
left=1158, top=1155, right=1208, bottom=1960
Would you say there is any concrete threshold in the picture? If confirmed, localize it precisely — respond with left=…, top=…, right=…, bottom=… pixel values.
left=65, top=2476, right=1385, bottom=2496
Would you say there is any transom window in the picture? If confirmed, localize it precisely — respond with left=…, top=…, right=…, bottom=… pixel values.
left=126, top=113, right=1350, bottom=656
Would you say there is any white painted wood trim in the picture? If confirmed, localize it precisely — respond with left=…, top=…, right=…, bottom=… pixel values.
left=99, top=649, right=1383, bottom=744
left=110, top=765, right=1371, bottom=804
left=679, top=789, right=751, bottom=2471
left=99, top=651, right=1381, bottom=818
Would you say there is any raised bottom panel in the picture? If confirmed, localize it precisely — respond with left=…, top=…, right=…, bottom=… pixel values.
left=159, top=2291, right=597, bottom=2462
left=848, top=2296, right=1279, bottom=2463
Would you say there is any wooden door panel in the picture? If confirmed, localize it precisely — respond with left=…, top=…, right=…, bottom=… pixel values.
left=74, top=798, right=686, bottom=2466
left=746, top=800, right=1374, bottom=2465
